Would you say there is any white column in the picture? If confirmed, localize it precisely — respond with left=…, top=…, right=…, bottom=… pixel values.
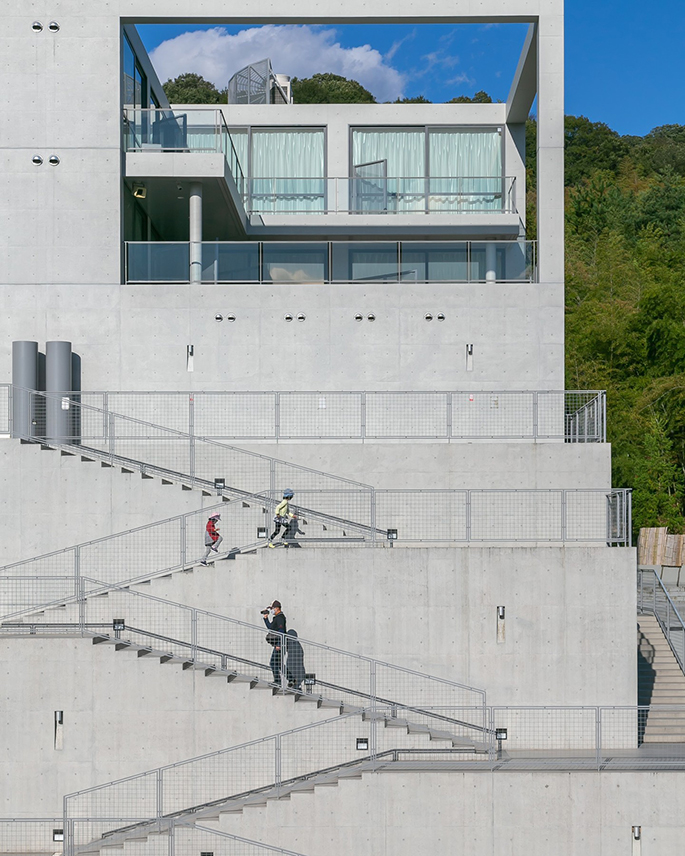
left=485, top=243, right=497, bottom=283
left=189, top=181, right=203, bottom=284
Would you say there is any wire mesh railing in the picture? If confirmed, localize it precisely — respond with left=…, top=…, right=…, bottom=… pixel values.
left=62, top=702, right=685, bottom=854
left=3, top=576, right=486, bottom=713
left=0, top=494, right=378, bottom=622
left=0, top=818, right=64, bottom=855
left=1, top=385, right=606, bottom=442
left=638, top=568, right=685, bottom=674
left=62, top=706, right=491, bottom=855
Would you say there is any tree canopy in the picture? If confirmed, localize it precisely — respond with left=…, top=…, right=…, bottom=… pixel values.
left=291, top=73, right=375, bottom=104
left=162, top=73, right=226, bottom=104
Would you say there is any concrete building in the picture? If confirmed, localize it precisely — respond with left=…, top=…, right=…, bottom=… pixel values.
left=0, top=2, right=683, bottom=855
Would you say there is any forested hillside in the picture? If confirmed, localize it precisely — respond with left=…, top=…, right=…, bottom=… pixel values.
left=553, top=119, right=685, bottom=533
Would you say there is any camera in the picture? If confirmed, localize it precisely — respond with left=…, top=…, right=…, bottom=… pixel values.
left=261, top=609, right=270, bottom=615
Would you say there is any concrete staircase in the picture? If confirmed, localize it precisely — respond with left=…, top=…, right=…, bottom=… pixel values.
left=637, top=614, right=685, bottom=742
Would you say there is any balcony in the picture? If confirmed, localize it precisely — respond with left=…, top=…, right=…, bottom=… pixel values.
left=123, top=109, right=522, bottom=240
left=124, top=240, right=537, bottom=284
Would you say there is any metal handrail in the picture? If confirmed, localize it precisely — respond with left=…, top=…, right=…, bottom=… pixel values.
left=637, top=568, right=685, bottom=674
left=10, top=386, right=605, bottom=443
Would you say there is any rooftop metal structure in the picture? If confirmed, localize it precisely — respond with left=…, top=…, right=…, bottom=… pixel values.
left=227, top=58, right=292, bottom=105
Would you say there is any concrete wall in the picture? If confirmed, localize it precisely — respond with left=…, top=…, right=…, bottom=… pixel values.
left=0, top=282, right=563, bottom=392
left=214, top=769, right=685, bottom=856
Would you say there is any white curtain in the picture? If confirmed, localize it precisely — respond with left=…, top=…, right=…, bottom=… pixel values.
left=352, top=129, right=425, bottom=212
left=428, top=129, right=502, bottom=211
left=251, top=129, right=325, bottom=213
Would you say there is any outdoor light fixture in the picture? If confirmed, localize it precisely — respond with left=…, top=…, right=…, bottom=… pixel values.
left=48, top=155, right=60, bottom=166
left=356, top=738, right=369, bottom=751
left=54, top=711, right=63, bottom=726
left=367, top=314, right=376, bottom=322
left=32, top=21, right=43, bottom=31
left=214, top=314, right=223, bottom=322
left=132, top=183, right=146, bottom=199
left=214, top=478, right=225, bottom=492
left=424, top=313, right=433, bottom=321
left=257, top=526, right=267, bottom=539
left=497, top=606, right=505, bottom=620
left=32, top=155, right=43, bottom=165
left=226, top=314, right=236, bottom=322
left=200, top=851, right=214, bottom=856
left=437, top=313, right=445, bottom=321
left=304, top=673, right=316, bottom=688
left=48, top=21, right=60, bottom=32
left=52, top=830, right=64, bottom=842
left=632, top=827, right=641, bottom=841
left=495, top=728, right=507, bottom=741
left=284, top=314, right=293, bottom=322
left=113, top=618, right=125, bottom=632
left=297, top=313, right=306, bottom=321
left=387, top=529, right=398, bottom=541
left=354, top=313, right=363, bottom=321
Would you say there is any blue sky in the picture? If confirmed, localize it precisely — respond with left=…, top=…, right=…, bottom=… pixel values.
left=138, top=3, right=685, bottom=136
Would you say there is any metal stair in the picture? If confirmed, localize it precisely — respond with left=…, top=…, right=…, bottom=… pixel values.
left=637, top=615, right=685, bottom=742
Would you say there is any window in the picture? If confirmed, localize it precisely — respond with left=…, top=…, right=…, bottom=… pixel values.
left=351, top=126, right=503, bottom=212
left=249, top=128, right=325, bottom=213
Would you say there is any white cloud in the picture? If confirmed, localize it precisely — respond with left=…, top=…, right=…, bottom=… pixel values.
left=150, top=25, right=407, bottom=102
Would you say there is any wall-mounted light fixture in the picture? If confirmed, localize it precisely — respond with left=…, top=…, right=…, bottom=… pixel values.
left=32, top=155, right=43, bottom=165
left=257, top=526, right=268, bottom=539
left=297, top=313, right=306, bottom=322
left=356, top=738, right=369, bottom=751
left=52, top=830, right=64, bottom=842
left=32, top=21, right=43, bottom=31
left=48, top=21, right=60, bottom=32
left=214, top=478, right=225, bottom=492
left=214, top=314, right=223, bottom=322
left=48, top=155, right=60, bottom=166
left=466, top=344, right=474, bottom=371
left=113, top=618, right=125, bottom=632
left=284, top=314, right=293, bottom=322
left=632, top=827, right=641, bottom=841
left=186, top=345, right=194, bottom=372
left=367, top=314, right=376, bottom=322
left=226, top=314, right=236, bottom=322
left=354, top=314, right=363, bottom=321
left=424, top=313, right=433, bottom=321
left=132, top=183, right=146, bottom=199
left=387, top=529, right=398, bottom=541
left=437, top=313, right=445, bottom=321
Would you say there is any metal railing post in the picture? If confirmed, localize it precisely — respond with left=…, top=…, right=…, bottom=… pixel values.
left=180, top=515, right=187, bottom=568
left=156, top=768, right=163, bottom=820
left=188, top=394, right=194, bottom=439
left=168, top=819, right=175, bottom=856
left=370, top=489, right=376, bottom=543
left=274, top=735, right=282, bottom=790
left=191, top=608, right=198, bottom=662
left=360, top=392, right=366, bottom=440
left=108, top=412, right=115, bottom=460
left=466, top=491, right=472, bottom=542
left=561, top=490, right=568, bottom=542
left=369, top=660, right=377, bottom=763
left=274, top=392, right=280, bottom=440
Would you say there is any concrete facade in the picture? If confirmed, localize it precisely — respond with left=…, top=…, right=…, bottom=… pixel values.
left=2, top=2, right=680, bottom=855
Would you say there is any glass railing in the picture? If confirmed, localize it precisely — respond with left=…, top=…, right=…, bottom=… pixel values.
left=125, top=241, right=537, bottom=284
left=245, top=176, right=516, bottom=215
left=123, top=108, right=245, bottom=194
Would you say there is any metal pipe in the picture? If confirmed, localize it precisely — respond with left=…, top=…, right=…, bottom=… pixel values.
left=45, top=341, right=73, bottom=443
left=189, top=182, right=203, bottom=284
left=11, top=341, right=38, bottom=438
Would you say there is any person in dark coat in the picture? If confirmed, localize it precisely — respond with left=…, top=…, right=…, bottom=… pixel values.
left=262, top=600, right=287, bottom=684
left=285, top=629, right=305, bottom=690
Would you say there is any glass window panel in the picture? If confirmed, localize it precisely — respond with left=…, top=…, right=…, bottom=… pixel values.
left=250, top=129, right=325, bottom=213
left=400, top=242, right=469, bottom=282
left=331, top=243, right=399, bottom=282
left=428, top=129, right=502, bottom=211
left=262, top=244, right=328, bottom=283
left=201, top=244, right=259, bottom=282
left=122, top=34, right=135, bottom=108
left=127, top=244, right=189, bottom=282
left=352, top=129, right=425, bottom=212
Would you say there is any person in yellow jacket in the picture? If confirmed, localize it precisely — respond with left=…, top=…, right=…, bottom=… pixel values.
left=268, top=488, right=297, bottom=547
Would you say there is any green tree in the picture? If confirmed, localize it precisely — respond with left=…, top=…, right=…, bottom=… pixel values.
left=447, top=90, right=493, bottom=104
left=636, top=125, right=685, bottom=176
left=564, top=115, right=630, bottom=186
left=391, top=95, right=432, bottom=103
left=162, top=73, right=226, bottom=104
left=291, top=73, right=375, bottom=104
left=629, top=415, right=685, bottom=534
